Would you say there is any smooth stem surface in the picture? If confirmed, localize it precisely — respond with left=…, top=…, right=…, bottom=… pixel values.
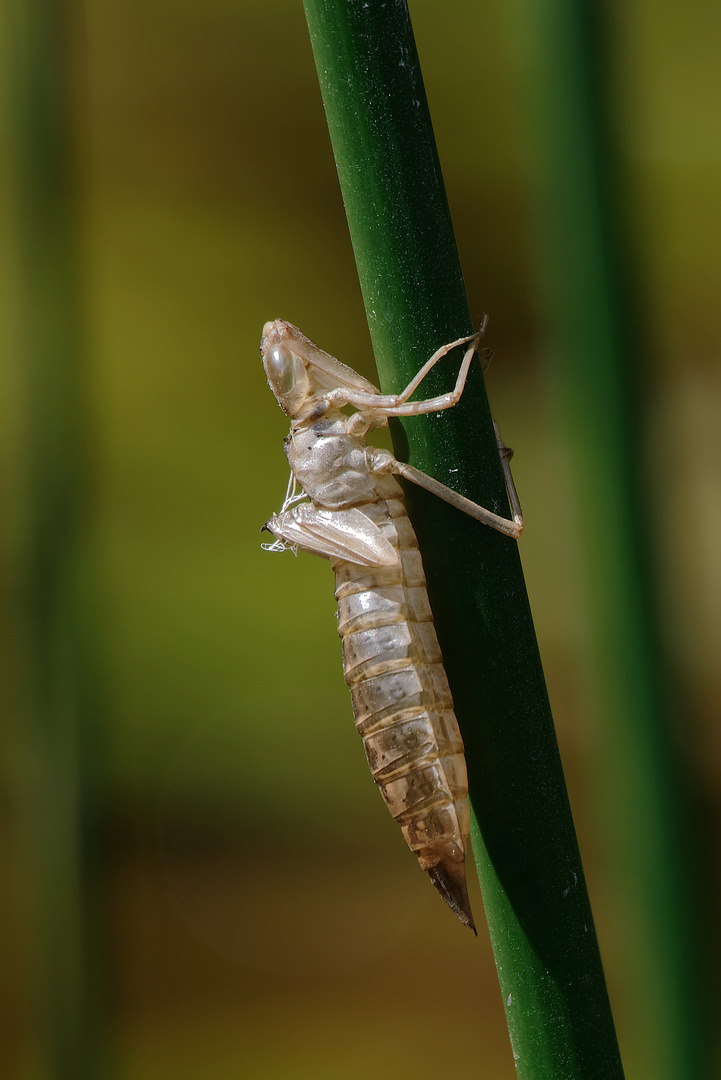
left=8, top=0, right=105, bottom=1075
left=302, top=3, right=623, bottom=1077
left=506, top=0, right=712, bottom=1075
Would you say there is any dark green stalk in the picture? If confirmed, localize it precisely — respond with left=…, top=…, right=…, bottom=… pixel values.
left=506, top=1, right=712, bottom=1075
left=7, top=0, right=105, bottom=1076
left=302, top=3, right=623, bottom=1076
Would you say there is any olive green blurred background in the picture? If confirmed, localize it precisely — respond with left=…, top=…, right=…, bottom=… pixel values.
left=2, top=1, right=720, bottom=1077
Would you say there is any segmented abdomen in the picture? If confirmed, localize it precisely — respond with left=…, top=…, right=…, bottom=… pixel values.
left=331, top=496, right=475, bottom=929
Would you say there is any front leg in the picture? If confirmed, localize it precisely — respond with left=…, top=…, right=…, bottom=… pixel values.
left=324, top=335, right=480, bottom=421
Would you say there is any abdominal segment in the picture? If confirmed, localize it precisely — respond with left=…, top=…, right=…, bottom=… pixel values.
left=332, top=498, right=475, bottom=931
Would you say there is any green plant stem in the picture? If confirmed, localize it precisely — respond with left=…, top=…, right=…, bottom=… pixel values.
left=8, top=1, right=105, bottom=1076
left=302, top=3, right=623, bottom=1077
left=505, top=1, right=712, bottom=1075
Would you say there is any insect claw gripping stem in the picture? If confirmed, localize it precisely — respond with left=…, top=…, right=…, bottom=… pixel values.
left=261, top=321, right=522, bottom=928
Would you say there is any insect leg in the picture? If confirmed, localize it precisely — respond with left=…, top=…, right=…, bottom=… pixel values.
left=396, top=462, right=522, bottom=538
left=323, top=324, right=487, bottom=417
left=391, top=316, right=488, bottom=405
left=493, top=419, right=523, bottom=531
left=368, top=444, right=523, bottom=539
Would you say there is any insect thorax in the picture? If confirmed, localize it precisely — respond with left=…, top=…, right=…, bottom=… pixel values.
left=286, top=419, right=382, bottom=510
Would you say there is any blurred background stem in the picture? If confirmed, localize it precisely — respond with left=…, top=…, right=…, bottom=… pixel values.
left=503, top=0, right=713, bottom=1075
left=7, top=0, right=105, bottom=1076
left=302, top=2, right=623, bottom=1076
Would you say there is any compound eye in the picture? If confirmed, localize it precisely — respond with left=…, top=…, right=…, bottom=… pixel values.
left=266, top=345, right=296, bottom=395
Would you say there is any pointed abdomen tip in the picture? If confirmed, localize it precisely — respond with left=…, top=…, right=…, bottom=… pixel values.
left=426, top=859, right=476, bottom=932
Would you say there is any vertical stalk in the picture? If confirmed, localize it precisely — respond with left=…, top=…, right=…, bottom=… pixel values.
left=7, top=0, right=105, bottom=1076
left=301, top=2, right=623, bottom=1076
left=507, top=0, right=712, bottom=1075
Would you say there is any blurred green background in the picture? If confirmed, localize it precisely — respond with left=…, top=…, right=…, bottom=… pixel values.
left=1, top=0, right=720, bottom=1077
